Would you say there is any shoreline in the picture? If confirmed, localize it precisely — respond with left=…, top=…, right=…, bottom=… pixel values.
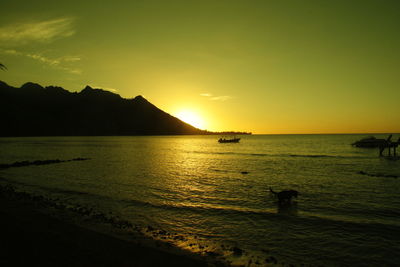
left=0, top=184, right=223, bottom=267
left=0, top=181, right=287, bottom=267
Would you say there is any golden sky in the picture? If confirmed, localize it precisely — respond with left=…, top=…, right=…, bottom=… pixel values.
left=1, top=0, right=399, bottom=134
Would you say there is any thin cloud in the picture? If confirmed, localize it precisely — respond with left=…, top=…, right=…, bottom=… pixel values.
left=91, top=85, right=118, bottom=93
left=27, top=53, right=60, bottom=66
left=67, top=69, right=82, bottom=75
left=200, top=93, right=212, bottom=97
left=1, top=48, right=81, bottom=75
left=62, top=56, right=81, bottom=62
left=0, top=17, right=75, bottom=44
left=201, top=92, right=233, bottom=101
left=211, top=95, right=233, bottom=101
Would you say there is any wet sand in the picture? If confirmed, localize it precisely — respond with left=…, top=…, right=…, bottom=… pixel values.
left=0, top=190, right=211, bottom=267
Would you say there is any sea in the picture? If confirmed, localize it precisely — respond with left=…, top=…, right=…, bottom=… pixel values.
left=0, top=134, right=399, bottom=266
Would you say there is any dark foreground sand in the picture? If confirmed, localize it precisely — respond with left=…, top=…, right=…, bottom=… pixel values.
left=0, top=191, right=211, bottom=267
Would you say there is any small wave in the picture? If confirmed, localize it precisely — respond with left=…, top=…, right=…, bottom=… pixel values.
left=358, top=171, right=399, bottom=179
left=53, top=188, right=90, bottom=195
left=0, top=176, right=92, bottom=195
left=288, top=154, right=333, bottom=158
left=121, top=198, right=400, bottom=231
left=281, top=153, right=370, bottom=159
left=120, top=198, right=274, bottom=217
left=188, top=150, right=362, bottom=159
left=0, top=158, right=90, bottom=169
left=249, top=153, right=268, bottom=156
left=210, top=168, right=229, bottom=173
left=251, top=153, right=350, bottom=159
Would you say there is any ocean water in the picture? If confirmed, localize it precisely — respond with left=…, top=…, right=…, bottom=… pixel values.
left=1, top=134, right=399, bottom=266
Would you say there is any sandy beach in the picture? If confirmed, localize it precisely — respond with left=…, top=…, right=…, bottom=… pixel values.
left=0, top=185, right=212, bottom=267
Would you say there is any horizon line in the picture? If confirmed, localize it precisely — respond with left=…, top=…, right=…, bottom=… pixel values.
left=249, top=132, right=399, bottom=135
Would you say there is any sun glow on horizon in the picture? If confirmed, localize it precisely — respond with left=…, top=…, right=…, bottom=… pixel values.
left=174, top=110, right=205, bottom=130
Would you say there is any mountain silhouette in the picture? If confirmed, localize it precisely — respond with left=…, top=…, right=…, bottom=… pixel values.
left=0, top=81, right=209, bottom=136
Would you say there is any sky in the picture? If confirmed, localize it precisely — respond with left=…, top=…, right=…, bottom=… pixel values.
left=1, top=0, right=399, bottom=134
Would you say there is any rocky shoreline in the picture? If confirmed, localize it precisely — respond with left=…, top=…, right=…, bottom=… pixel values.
left=0, top=183, right=220, bottom=267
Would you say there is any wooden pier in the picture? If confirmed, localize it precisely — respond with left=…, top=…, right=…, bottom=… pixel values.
left=379, top=135, right=399, bottom=158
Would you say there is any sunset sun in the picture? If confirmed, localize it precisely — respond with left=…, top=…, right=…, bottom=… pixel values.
left=175, top=110, right=205, bottom=129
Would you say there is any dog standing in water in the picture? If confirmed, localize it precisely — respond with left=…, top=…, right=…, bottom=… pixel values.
left=269, top=187, right=299, bottom=204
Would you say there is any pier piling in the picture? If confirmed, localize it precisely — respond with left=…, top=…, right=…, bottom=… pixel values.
left=379, top=137, right=399, bottom=158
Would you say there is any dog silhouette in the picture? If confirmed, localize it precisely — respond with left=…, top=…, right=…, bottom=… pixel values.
left=269, top=187, right=299, bottom=204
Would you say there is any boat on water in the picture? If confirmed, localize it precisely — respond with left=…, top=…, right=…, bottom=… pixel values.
left=218, top=136, right=241, bottom=143
left=352, top=135, right=391, bottom=148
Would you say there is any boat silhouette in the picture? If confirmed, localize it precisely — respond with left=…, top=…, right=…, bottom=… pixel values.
left=218, top=136, right=240, bottom=143
left=352, top=135, right=391, bottom=148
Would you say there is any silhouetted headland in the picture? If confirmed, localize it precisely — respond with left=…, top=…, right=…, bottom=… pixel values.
left=0, top=81, right=250, bottom=137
